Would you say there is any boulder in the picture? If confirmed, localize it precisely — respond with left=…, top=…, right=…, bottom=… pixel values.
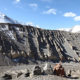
left=43, top=63, right=53, bottom=75
left=2, top=74, right=12, bottom=80
left=66, top=70, right=71, bottom=77
left=32, top=65, right=42, bottom=75
left=53, top=63, right=66, bottom=77
left=71, top=70, right=80, bottom=79
left=66, top=69, right=80, bottom=79
left=2, top=69, right=26, bottom=79
left=2, top=71, right=17, bottom=80
left=25, top=69, right=30, bottom=77
left=15, top=69, right=30, bottom=77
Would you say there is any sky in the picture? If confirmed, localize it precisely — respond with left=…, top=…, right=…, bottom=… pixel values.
left=0, top=0, right=80, bottom=30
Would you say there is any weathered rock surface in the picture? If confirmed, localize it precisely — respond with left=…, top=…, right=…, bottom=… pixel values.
left=2, top=69, right=30, bottom=80
left=1, top=63, right=80, bottom=80
left=70, top=70, right=80, bottom=79
left=43, top=63, right=53, bottom=75
left=32, top=66, right=42, bottom=75
left=53, top=63, right=66, bottom=76
left=0, top=23, right=80, bottom=65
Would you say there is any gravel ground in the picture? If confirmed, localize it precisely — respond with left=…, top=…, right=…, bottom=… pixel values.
left=0, top=62, right=80, bottom=80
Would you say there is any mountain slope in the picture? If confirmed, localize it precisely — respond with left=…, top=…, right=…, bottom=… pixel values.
left=0, top=23, right=80, bottom=65
left=0, top=13, right=80, bottom=65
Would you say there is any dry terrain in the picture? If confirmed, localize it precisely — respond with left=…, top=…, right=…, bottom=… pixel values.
left=0, top=62, right=80, bottom=80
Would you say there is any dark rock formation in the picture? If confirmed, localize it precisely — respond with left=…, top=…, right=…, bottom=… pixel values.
left=32, top=66, right=42, bottom=75
left=0, top=23, right=80, bottom=65
left=2, top=74, right=12, bottom=80
left=53, top=63, right=66, bottom=76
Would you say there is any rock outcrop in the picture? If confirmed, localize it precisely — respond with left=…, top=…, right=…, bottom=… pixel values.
left=43, top=63, right=53, bottom=75
left=53, top=63, right=66, bottom=76
left=0, top=23, right=80, bottom=65
left=32, top=66, right=42, bottom=75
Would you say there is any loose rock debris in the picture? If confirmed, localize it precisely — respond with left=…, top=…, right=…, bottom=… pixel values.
left=1, top=63, right=80, bottom=80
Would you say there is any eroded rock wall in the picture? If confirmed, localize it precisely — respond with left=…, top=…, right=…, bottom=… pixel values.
left=0, top=23, right=79, bottom=65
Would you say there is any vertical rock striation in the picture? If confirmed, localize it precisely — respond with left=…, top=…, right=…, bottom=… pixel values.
left=0, top=23, right=79, bottom=65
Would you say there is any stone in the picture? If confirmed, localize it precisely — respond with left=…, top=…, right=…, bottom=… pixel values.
left=43, top=63, right=53, bottom=75
left=2, top=71, right=18, bottom=80
left=71, top=70, right=80, bottom=79
left=25, top=70, right=30, bottom=77
left=25, top=73, right=30, bottom=77
left=2, top=74, right=12, bottom=80
left=53, top=63, right=66, bottom=77
left=16, top=69, right=30, bottom=77
left=8, top=71, right=18, bottom=79
left=17, top=72, right=23, bottom=78
left=66, top=70, right=71, bottom=77
left=32, top=65, right=42, bottom=75
left=2, top=70, right=24, bottom=79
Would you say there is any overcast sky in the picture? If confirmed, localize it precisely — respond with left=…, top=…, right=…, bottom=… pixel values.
left=0, top=0, right=80, bottom=30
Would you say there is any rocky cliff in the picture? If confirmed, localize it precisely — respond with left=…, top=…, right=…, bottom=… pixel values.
left=0, top=23, right=80, bottom=65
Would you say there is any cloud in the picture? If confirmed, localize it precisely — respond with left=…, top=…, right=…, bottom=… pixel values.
left=74, top=16, right=80, bottom=21
left=70, top=25, right=80, bottom=33
left=63, top=12, right=80, bottom=22
left=14, top=0, right=20, bottom=4
left=58, top=25, right=80, bottom=33
left=43, top=8, right=56, bottom=15
left=64, top=12, right=76, bottom=17
left=29, top=3, right=38, bottom=8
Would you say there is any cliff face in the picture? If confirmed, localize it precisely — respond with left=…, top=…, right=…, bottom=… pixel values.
left=0, top=23, right=80, bottom=65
